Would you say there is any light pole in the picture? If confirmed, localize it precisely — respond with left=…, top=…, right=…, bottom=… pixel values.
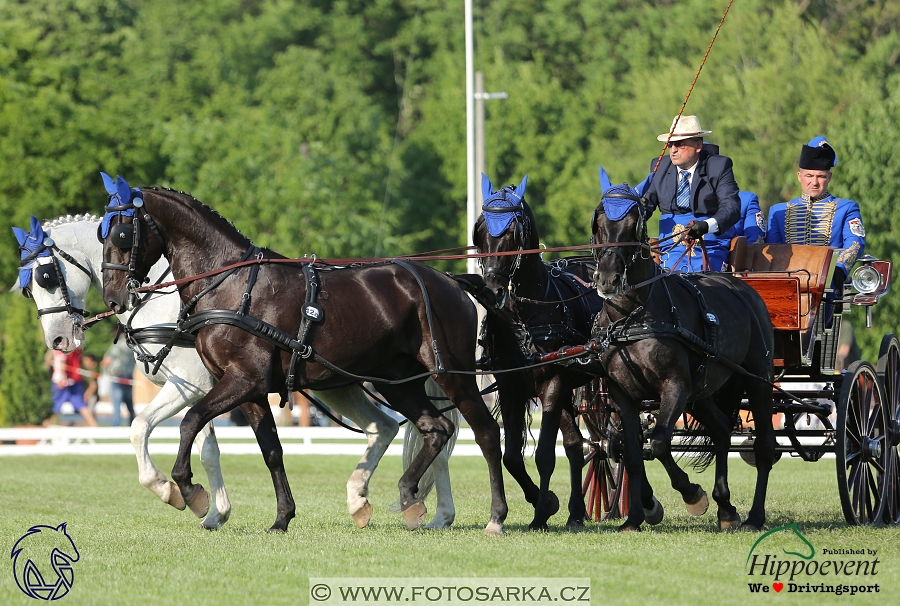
left=465, top=2, right=507, bottom=273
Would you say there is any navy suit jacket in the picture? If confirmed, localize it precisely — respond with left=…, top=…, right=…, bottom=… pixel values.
left=644, top=150, right=741, bottom=234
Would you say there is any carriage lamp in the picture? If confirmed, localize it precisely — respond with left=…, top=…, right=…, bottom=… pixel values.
left=851, top=256, right=882, bottom=294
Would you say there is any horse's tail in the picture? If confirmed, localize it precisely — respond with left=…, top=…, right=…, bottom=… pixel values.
left=481, top=305, right=534, bottom=454
left=679, top=384, right=743, bottom=472
left=678, top=412, right=716, bottom=472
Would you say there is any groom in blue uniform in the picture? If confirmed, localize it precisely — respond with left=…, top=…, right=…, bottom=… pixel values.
left=766, top=136, right=865, bottom=287
left=767, top=137, right=865, bottom=327
left=640, top=115, right=741, bottom=271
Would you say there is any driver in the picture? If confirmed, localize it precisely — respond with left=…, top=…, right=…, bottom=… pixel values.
left=637, top=115, right=742, bottom=272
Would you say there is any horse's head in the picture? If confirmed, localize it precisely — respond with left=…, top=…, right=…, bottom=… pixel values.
left=12, top=216, right=93, bottom=351
left=473, top=174, right=532, bottom=307
left=98, top=173, right=165, bottom=313
left=590, top=182, right=649, bottom=299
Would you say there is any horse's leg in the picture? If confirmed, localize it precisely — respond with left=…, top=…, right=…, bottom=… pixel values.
left=434, top=373, right=508, bottom=535
left=651, top=388, right=709, bottom=516
left=421, top=379, right=457, bottom=529
left=497, top=385, right=543, bottom=512
left=377, top=381, right=452, bottom=531
left=560, top=403, right=587, bottom=527
left=128, top=380, right=204, bottom=511
left=686, top=396, right=741, bottom=529
left=312, top=384, right=399, bottom=528
left=238, top=399, right=297, bottom=533
left=607, top=382, right=649, bottom=531
left=171, top=376, right=294, bottom=533
left=530, top=392, right=563, bottom=531
left=742, top=379, right=775, bottom=531
left=194, top=420, right=232, bottom=529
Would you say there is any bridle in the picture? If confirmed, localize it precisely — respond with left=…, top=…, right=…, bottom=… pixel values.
left=478, top=188, right=530, bottom=307
left=18, top=236, right=92, bottom=320
left=99, top=191, right=163, bottom=310
left=590, top=190, right=652, bottom=291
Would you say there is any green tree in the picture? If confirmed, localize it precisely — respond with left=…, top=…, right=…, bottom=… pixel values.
left=0, top=294, right=52, bottom=426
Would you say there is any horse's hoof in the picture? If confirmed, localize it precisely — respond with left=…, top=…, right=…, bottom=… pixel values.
left=617, top=523, right=642, bottom=533
left=566, top=517, right=585, bottom=528
left=643, top=496, right=664, bottom=526
left=186, top=485, right=210, bottom=519
left=484, top=521, right=504, bottom=536
left=547, top=491, right=560, bottom=516
left=718, top=513, right=742, bottom=531
left=528, top=520, right=549, bottom=532
left=740, top=521, right=763, bottom=532
left=266, top=526, right=287, bottom=534
left=351, top=502, right=373, bottom=529
left=401, top=500, right=427, bottom=530
left=684, top=487, right=709, bottom=516
left=163, top=482, right=186, bottom=511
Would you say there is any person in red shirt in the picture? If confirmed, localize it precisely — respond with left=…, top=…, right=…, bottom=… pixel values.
left=51, top=349, right=98, bottom=426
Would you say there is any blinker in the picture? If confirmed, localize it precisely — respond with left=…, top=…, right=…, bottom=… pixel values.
left=110, top=223, right=134, bottom=249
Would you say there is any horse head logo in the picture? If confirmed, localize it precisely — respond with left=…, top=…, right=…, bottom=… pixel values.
left=746, top=522, right=815, bottom=568
left=11, top=523, right=80, bottom=600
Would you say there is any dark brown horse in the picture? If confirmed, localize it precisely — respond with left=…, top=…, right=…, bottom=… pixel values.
left=99, top=178, right=509, bottom=534
left=590, top=183, right=775, bottom=531
left=475, top=174, right=605, bottom=530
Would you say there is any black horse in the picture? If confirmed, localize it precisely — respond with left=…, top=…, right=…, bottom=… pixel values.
left=589, top=183, right=775, bottom=531
left=99, top=177, right=511, bottom=535
left=475, top=174, right=605, bottom=530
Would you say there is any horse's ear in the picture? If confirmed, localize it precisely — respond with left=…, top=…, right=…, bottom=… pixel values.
left=115, top=176, right=133, bottom=205
left=514, top=175, right=528, bottom=200
left=598, top=165, right=613, bottom=194
left=11, top=226, right=27, bottom=246
left=101, top=172, right=117, bottom=195
left=481, top=173, right=494, bottom=202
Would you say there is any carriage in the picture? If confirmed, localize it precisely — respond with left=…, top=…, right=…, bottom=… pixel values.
left=579, top=238, right=898, bottom=527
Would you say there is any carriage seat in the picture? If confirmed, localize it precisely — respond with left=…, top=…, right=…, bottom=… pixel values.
left=727, top=241, right=838, bottom=335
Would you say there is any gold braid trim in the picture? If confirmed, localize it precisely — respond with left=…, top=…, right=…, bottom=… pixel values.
left=784, top=196, right=836, bottom=246
left=836, top=240, right=861, bottom=268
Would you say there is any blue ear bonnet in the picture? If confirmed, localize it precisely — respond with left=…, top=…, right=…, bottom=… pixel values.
left=481, top=173, right=528, bottom=237
left=12, top=216, right=51, bottom=288
left=100, top=172, right=142, bottom=238
left=597, top=165, right=643, bottom=221
left=602, top=184, right=642, bottom=221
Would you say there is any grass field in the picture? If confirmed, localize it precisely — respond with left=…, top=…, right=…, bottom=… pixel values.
left=1, top=453, right=897, bottom=605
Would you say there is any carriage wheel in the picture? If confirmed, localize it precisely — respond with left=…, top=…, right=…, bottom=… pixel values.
left=835, top=360, right=889, bottom=526
left=579, top=382, right=625, bottom=521
left=877, top=334, right=900, bottom=524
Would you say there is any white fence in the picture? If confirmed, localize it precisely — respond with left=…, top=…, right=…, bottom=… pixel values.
left=0, top=425, right=540, bottom=457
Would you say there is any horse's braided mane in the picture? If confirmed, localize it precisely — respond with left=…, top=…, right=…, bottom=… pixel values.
left=144, top=186, right=250, bottom=240
left=43, top=214, right=101, bottom=229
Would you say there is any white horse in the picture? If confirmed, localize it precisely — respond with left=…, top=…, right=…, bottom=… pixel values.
left=13, top=214, right=458, bottom=530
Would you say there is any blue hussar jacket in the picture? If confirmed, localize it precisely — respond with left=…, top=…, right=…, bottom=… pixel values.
left=765, top=193, right=865, bottom=277
left=722, top=191, right=766, bottom=244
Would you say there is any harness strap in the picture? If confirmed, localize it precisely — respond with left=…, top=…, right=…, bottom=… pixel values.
left=286, top=263, right=322, bottom=409
left=392, top=259, right=445, bottom=374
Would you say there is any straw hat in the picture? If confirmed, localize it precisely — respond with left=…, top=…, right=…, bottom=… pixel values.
left=657, top=115, right=713, bottom=142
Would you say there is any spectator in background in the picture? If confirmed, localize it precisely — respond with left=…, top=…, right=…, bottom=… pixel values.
left=81, top=354, right=99, bottom=410
left=101, top=340, right=136, bottom=427
left=50, top=349, right=98, bottom=426
left=837, top=321, right=862, bottom=372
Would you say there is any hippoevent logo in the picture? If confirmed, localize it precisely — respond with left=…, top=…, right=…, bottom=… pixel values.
left=745, top=523, right=880, bottom=596
left=10, top=523, right=80, bottom=600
